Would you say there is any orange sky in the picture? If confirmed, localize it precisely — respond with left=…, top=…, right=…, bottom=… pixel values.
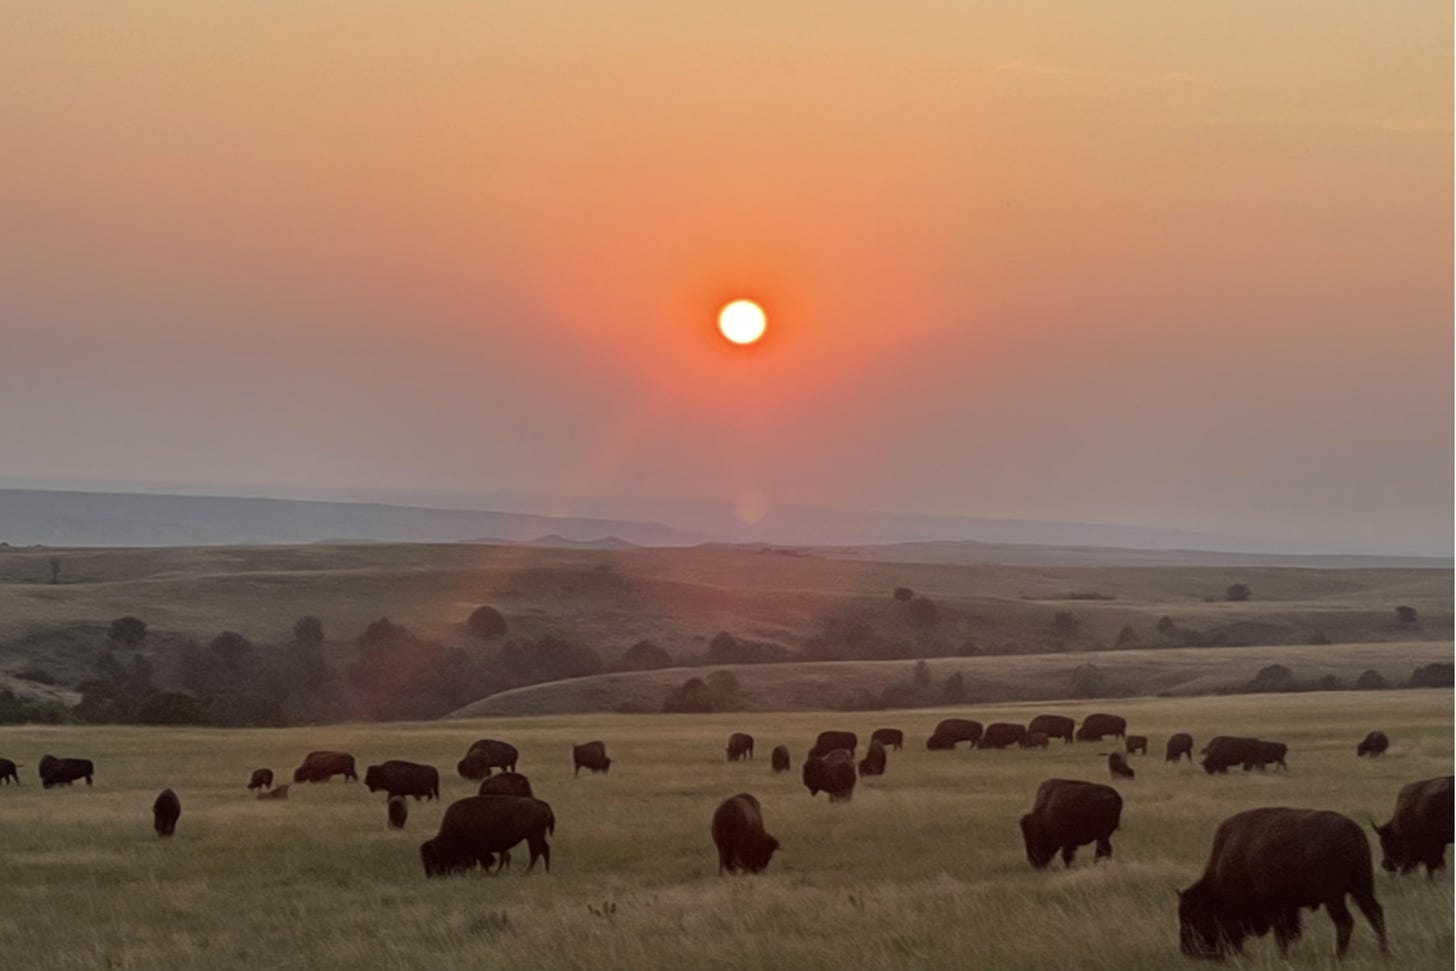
left=2, top=2, right=1451, bottom=552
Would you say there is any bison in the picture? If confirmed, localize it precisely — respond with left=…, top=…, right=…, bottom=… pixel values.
left=457, top=739, right=519, bottom=780
left=979, top=723, right=1028, bottom=750
left=726, top=732, right=755, bottom=762
left=1028, top=714, right=1075, bottom=744
left=871, top=728, right=904, bottom=751
left=39, top=755, right=93, bottom=788
left=1019, top=778, right=1122, bottom=869
left=1125, top=735, right=1148, bottom=756
left=420, top=795, right=554, bottom=877
left=1020, top=732, right=1049, bottom=750
left=1074, top=713, right=1126, bottom=742
left=711, top=793, right=780, bottom=875
left=771, top=745, right=790, bottom=773
left=247, top=768, right=273, bottom=791
left=257, top=784, right=289, bottom=800
left=1108, top=752, right=1135, bottom=780
left=1165, top=733, right=1194, bottom=763
left=802, top=749, right=856, bottom=802
left=927, top=718, right=982, bottom=750
left=858, top=739, right=887, bottom=777
left=0, top=758, right=18, bottom=785
left=1244, top=740, right=1288, bottom=772
left=1199, top=736, right=1284, bottom=774
left=291, top=751, right=356, bottom=784
left=809, top=731, right=858, bottom=759
left=1372, top=775, right=1453, bottom=877
left=152, top=789, right=180, bottom=837
left=479, top=772, right=534, bottom=798
left=1179, top=807, right=1388, bottom=960
left=365, top=760, right=440, bottom=801
left=387, top=795, right=407, bottom=829
left=573, top=741, right=611, bottom=776
left=1357, top=731, right=1389, bottom=758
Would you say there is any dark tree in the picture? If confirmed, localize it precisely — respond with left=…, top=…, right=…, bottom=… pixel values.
left=620, top=640, right=673, bottom=670
left=466, top=605, right=508, bottom=638
left=1049, top=611, right=1082, bottom=639
left=137, top=691, right=209, bottom=725
left=1069, top=663, right=1105, bottom=698
left=1156, top=615, right=1177, bottom=636
left=48, top=558, right=61, bottom=584
left=209, top=631, right=254, bottom=660
left=913, top=659, right=933, bottom=687
left=358, top=617, right=407, bottom=647
left=108, top=616, right=148, bottom=647
left=892, top=586, right=915, bottom=602
left=1395, top=605, right=1419, bottom=626
left=906, top=596, right=940, bottom=630
left=1114, top=625, right=1138, bottom=648
left=1355, top=669, right=1388, bottom=691
left=1225, top=583, right=1251, bottom=602
left=1248, top=663, right=1296, bottom=692
left=1409, top=662, right=1455, bottom=687
left=941, top=671, right=967, bottom=704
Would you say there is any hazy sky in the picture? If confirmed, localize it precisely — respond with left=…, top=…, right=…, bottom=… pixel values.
left=3, top=3, right=1451, bottom=553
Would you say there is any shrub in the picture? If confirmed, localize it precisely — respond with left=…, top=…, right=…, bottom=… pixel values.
left=1395, top=605, right=1419, bottom=626
left=1049, top=612, right=1081, bottom=639
left=1069, top=663, right=1105, bottom=698
left=1248, top=663, right=1297, bottom=693
left=1408, top=662, right=1453, bottom=688
left=108, top=616, right=148, bottom=647
left=1225, top=584, right=1251, bottom=602
left=1355, top=669, right=1388, bottom=691
left=892, top=586, right=915, bottom=602
left=705, top=631, right=788, bottom=665
left=620, top=640, right=673, bottom=670
left=1114, top=625, right=1139, bottom=648
left=466, top=605, right=508, bottom=638
left=1156, top=616, right=1176, bottom=636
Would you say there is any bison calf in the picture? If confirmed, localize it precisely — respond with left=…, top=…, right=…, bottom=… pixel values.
left=712, top=793, right=780, bottom=875
left=1165, top=733, right=1194, bottom=763
left=1357, top=731, right=1389, bottom=758
left=1373, top=775, right=1453, bottom=877
left=726, top=732, right=754, bottom=762
left=573, top=741, right=611, bottom=776
left=1125, top=735, right=1148, bottom=756
left=387, top=795, right=407, bottom=829
left=152, top=789, right=180, bottom=837
left=870, top=728, right=904, bottom=751
left=247, top=768, right=273, bottom=791
left=0, top=757, right=18, bottom=785
left=771, top=745, right=790, bottom=774
left=857, top=739, right=887, bottom=777
left=1108, top=752, right=1135, bottom=780
left=1020, top=779, right=1122, bottom=869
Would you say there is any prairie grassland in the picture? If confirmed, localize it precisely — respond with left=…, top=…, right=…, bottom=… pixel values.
left=0, top=691, right=1450, bottom=971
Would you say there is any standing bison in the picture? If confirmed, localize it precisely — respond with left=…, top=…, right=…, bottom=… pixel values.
left=292, top=751, right=356, bottom=783
left=152, top=789, right=180, bottom=837
left=1075, top=713, right=1126, bottom=742
left=1165, top=733, right=1194, bottom=763
left=1245, top=740, right=1288, bottom=772
left=979, top=723, right=1028, bottom=750
left=1372, top=775, right=1453, bottom=877
left=871, top=728, right=904, bottom=751
left=39, top=755, right=94, bottom=788
left=1125, top=735, right=1148, bottom=756
left=726, top=733, right=755, bottom=762
left=927, top=719, right=982, bottom=750
left=1179, top=808, right=1388, bottom=960
left=771, top=745, right=790, bottom=773
left=802, top=749, right=856, bottom=802
left=420, top=795, right=555, bottom=877
left=1108, top=752, right=1135, bottom=780
left=479, top=772, right=534, bottom=798
left=573, top=741, right=611, bottom=776
left=858, top=740, right=887, bottom=777
left=809, top=731, right=857, bottom=759
left=247, top=768, right=273, bottom=791
left=0, top=758, right=18, bottom=785
left=1357, top=731, right=1389, bottom=758
left=457, top=739, right=519, bottom=780
left=711, top=793, right=780, bottom=875
left=387, top=795, right=407, bottom=829
left=1028, top=714, right=1075, bottom=744
left=364, top=760, right=440, bottom=801
left=1019, top=779, right=1122, bottom=869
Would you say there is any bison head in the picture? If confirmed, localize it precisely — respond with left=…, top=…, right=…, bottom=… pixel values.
left=1370, top=820, right=1408, bottom=873
left=363, top=767, right=382, bottom=792
left=1178, top=882, right=1238, bottom=959
left=420, top=839, right=442, bottom=877
left=1018, top=814, right=1055, bottom=870
left=747, top=834, right=781, bottom=873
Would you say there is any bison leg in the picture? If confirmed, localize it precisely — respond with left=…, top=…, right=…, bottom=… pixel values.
left=1272, top=909, right=1302, bottom=954
left=1351, top=889, right=1389, bottom=955
left=1094, top=838, right=1113, bottom=862
left=1061, top=845, right=1077, bottom=867
left=525, top=833, right=550, bottom=873
left=1327, top=898, right=1356, bottom=958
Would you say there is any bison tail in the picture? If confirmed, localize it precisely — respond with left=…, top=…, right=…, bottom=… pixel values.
left=547, top=809, right=556, bottom=836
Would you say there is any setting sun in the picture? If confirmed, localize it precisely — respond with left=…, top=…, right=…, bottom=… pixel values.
left=718, top=299, right=767, bottom=345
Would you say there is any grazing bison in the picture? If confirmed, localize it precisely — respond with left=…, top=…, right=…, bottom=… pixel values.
left=980, top=723, right=1028, bottom=750
left=1244, top=740, right=1288, bottom=772
left=478, top=772, right=534, bottom=798
left=1165, top=733, right=1194, bottom=763
left=1108, top=752, right=1135, bottom=780
left=809, top=731, right=858, bottom=759
left=1074, top=713, right=1127, bottom=742
left=420, top=795, right=555, bottom=877
left=365, top=760, right=440, bottom=801
left=1019, top=779, right=1123, bottom=869
left=726, top=732, right=755, bottom=762
left=1199, top=736, right=1282, bottom=774
left=1372, top=775, right=1453, bottom=877
left=858, top=739, right=887, bottom=777
left=457, top=739, right=519, bottom=780
left=871, top=728, right=904, bottom=751
left=1028, top=714, right=1075, bottom=744
left=387, top=795, right=407, bottom=829
left=258, top=784, right=289, bottom=800
left=0, top=758, right=18, bottom=785
left=711, top=793, right=780, bottom=875
left=1125, top=735, right=1148, bottom=756
left=1179, top=807, right=1388, bottom=960
left=152, top=789, right=180, bottom=837
left=1020, top=732, right=1049, bottom=750
left=1357, top=731, right=1389, bottom=758
left=802, top=749, right=856, bottom=802
left=39, top=755, right=94, bottom=788
left=573, top=741, right=611, bottom=776
left=927, top=718, right=983, bottom=750
left=247, top=768, right=273, bottom=791
left=292, top=751, right=356, bottom=784
left=771, top=745, right=790, bottom=773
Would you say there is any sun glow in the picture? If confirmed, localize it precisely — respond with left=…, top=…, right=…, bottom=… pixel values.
left=718, top=300, right=767, bottom=345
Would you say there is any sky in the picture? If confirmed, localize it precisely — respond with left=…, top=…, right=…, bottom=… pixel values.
left=2, top=2, right=1452, bottom=554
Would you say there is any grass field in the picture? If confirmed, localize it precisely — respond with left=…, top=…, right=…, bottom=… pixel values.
left=0, top=690, right=1449, bottom=970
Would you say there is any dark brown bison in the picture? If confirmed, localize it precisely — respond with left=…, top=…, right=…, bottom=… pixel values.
left=364, top=760, right=440, bottom=801
left=420, top=795, right=554, bottom=877
left=39, top=755, right=94, bottom=788
left=1108, top=752, right=1135, bottom=780
left=858, top=739, right=887, bottom=777
left=152, top=789, right=180, bottom=837
left=1179, top=807, right=1388, bottom=960
left=1074, top=713, right=1127, bottom=742
left=1165, top=733, right=1194, bottom=763
left=979, top=723, right=1028, bottom=750
left=292, top=751, right=356, bottom=783
left=1357, top=731, right=1389, bottom=758
left=0, top=758, right=18, bottom=785
left=1199, top=736, right=1275, bottom=774
left=247, top=768, right=273, bottom=791
left=802, top=749, right=856, bottom=802
left=457, top=739, right=519, bottom=780
left=479, top=772, right=534, bottom=798
left=257, top=784, right=289, bottom=800
left=1125, top=735, right=1148, bottom=756
left=726, top=732, right=755, bottom=762
left=387, top=795, right=407, bottom=829
left=711, top=793, right=780, bottom=875
left=1028, top=714, right=1075, bottom=744
left=1372, top=775, right=1453, bottom=877
left=809, top=731, right=858, bottom=759
left=871, top=728, right=904, bottom=751
left=927, top=718, right=982, bottom=750
left=1019, top=778, right=1123, bottom=869
left=771, top=745, right=790, bottom=773
left=1244, top=740, right=1288, bottom=772
left=1020, top=732, right=1049, bottom=750
left=573, top=741, right=611, bottom=776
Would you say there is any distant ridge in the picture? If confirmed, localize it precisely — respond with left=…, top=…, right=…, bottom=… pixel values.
left=473, top=534, right=642, bottom=551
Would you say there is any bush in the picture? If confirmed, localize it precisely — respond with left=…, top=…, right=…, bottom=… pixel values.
left=1114, top=625, right=1138, bottom=648
left=1049, top=612, right=1081, bottom=639
left=892, top=586, right=915, bottom=602
left=1248, top=664, right=1297, bottom=693
left=0, top=690, right=73, bottom=725
left=1225, top=584, right=1251, bottom=602
left=662, top=672, right=746, bottom=713
left=466, top=605, right=508, bottom=638
left=1308, top=631, right=1332, bottom=645
left=1355, top=669, right=1388, bottom=691
left=1395, top=605, right=1419, bottom=626
left=1408, top=662, right=1454, bottom=688
left=620, top=640, right=673, bottom=670
left=137, top=691, right=210, bottom=725
left=1314, top=674, right=1346, bottom=692
left=1069, top=664, right=1105, bottom=698
left=705, top=631, right=788, bottom=665
left=108, top=616, right=148, bottom=647
left=1156, top=616, right=1177, bottom=636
